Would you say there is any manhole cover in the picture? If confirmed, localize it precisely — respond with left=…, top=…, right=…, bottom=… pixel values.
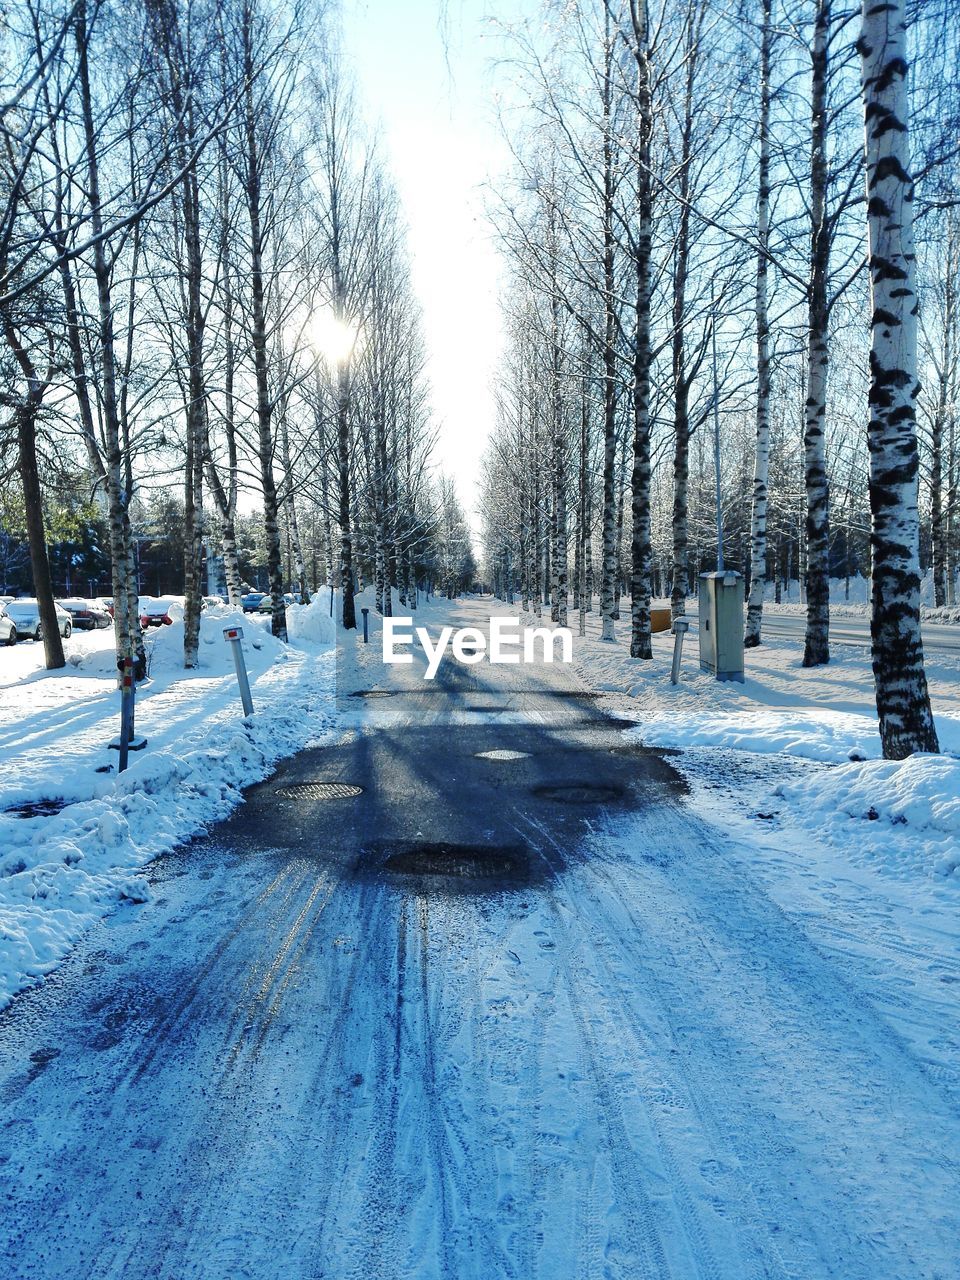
left=380, top=841, right=530, bottom=882
left=475, top=749, right=530, bottom=761
left=347, top=690, right=393, bottom=699
left=275, top=782, right=363, bottom=800
left=4, top=798, right=69, bottom=819
left=531, top=782, right=625, bottom=805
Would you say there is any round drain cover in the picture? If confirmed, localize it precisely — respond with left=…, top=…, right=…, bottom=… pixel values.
left=475, top=749, right=530, bottom=761
left=276, top=782, right=363, bottom=800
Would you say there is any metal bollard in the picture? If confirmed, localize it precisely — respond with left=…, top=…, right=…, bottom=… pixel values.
left=109, top=655, right=147, bottom=770
left=361, top=607, right=369, bottom=643
left=223, top=626, right=254, bottom=717
left=670, top=618, right=690, bottom=686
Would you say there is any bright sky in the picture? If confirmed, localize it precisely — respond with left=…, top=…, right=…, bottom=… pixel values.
left=340, top=0, right=538, bottom=535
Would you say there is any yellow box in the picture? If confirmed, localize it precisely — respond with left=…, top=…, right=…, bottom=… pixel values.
left=650, top=606, right=672, bottom=634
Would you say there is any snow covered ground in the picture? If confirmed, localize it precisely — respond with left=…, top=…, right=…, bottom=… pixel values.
left=535, top=597, right=960, bottom=1106
left=752, top=572, right=960, bottom=621
left=3, top=588, right=958, bottom=1011
left=1, top=592, right=958, bottom=1278
left=552, top=599, right=960, bottom=880
left=0, top=599, right=338, bottom=1010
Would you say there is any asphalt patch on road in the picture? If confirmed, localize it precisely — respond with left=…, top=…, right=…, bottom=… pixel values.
left=531, top=782, right=627, bottom=805
left=362, top=839, right=542, bottom=894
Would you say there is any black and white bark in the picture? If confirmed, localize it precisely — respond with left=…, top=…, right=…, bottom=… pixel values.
left=858, top=0, right=939, bottom=757
left=239, top=1, right=285, bottom=641
left=145, top=0, right=208, bottom=668
left=745, top=0, right=773, bottom=648
left=549, top=251, right=568, bottom=627
left=802, top=0, right=832, bottom=667
left=599, top=7, right=619, bottom=642
left=627, top=0, right=653, bottom=660
left=75, top=1, right=145, bottom=678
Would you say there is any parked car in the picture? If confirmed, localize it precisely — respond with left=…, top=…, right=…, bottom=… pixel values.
left=241, top=592, right=266, bottom=612
left=256, top=592, right=301, bottom=614
left=203, top=595, right=225, bottom=608
left=58, top=598, right=112, bottom=630
left=139, top=598, right=175, bottom=628
left=89, top=600, right=113, bottom=627
left=95, top=596, right=116, bottom=618
left=3, top=599, right=72, bottom=641
left=0, top=609, right=16, bottom=646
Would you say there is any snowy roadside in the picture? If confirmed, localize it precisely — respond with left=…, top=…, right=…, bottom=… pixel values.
left=0, top=599, right=339, bottom=1010
left=725, top=572, right=960, bottom=622
left=543, top=602, right=960, bottom=1094
left=546, top=600, right=960, bottom=885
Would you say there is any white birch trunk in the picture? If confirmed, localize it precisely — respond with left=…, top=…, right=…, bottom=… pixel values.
left=803, top=0, right=831, bottom=667
left=858, top=0, right=939, bottom=756
left=745, top=0, right=773, bottom=648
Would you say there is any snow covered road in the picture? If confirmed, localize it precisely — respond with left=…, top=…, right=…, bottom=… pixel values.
left=0, top=600, right=958, bottom=1278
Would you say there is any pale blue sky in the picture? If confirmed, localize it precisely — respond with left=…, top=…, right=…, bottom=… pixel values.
left=340, top=0, right=539, bottom=529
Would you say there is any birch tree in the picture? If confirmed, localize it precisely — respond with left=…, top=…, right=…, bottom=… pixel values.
left=744, top=0, right=773, bottom=647
left=858, top=0, right=939, bottom=757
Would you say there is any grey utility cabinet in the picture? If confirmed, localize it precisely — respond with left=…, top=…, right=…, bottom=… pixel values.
left=698, top=571, right=745, bottom=682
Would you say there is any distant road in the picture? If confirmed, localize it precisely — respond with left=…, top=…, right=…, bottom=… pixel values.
left=755, top=609, right=960, bottom=656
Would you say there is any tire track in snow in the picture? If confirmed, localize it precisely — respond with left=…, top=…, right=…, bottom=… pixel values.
left=517, top=808, right=787, bottom=1280
left=577, top=842, right=864, bottom=1278
left=578, top=806, right=960, bottom=1278
left=513, top=817, right=676, bottom=1280
left=126, top=858, right=305, bottom=1085
left=571, top=841, right=795, bottom=1280
left=415, top=894, right=457, bottom=1280
left=1, top=857, right=327, bottom=1280
left=118, top=861, right=346, bottom=1280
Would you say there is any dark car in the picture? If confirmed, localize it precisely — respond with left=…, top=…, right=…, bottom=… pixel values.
left=59, top=598, right=112, bottom=630
left=241, top=592, right=266, bottom=612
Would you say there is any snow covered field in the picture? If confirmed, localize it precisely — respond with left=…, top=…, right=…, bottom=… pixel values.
left=0, top=600, right=338, bottom=1009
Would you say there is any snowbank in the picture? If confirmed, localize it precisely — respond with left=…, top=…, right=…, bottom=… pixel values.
left=286, top=595, right=337, bottom=647
left=774, top=754, right=960, bottom=880
left=626, top=707, right=882, bottom=764
left=552, top=596, right=960, bottom=886
left=0, top=607, right=337, bottom=1010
